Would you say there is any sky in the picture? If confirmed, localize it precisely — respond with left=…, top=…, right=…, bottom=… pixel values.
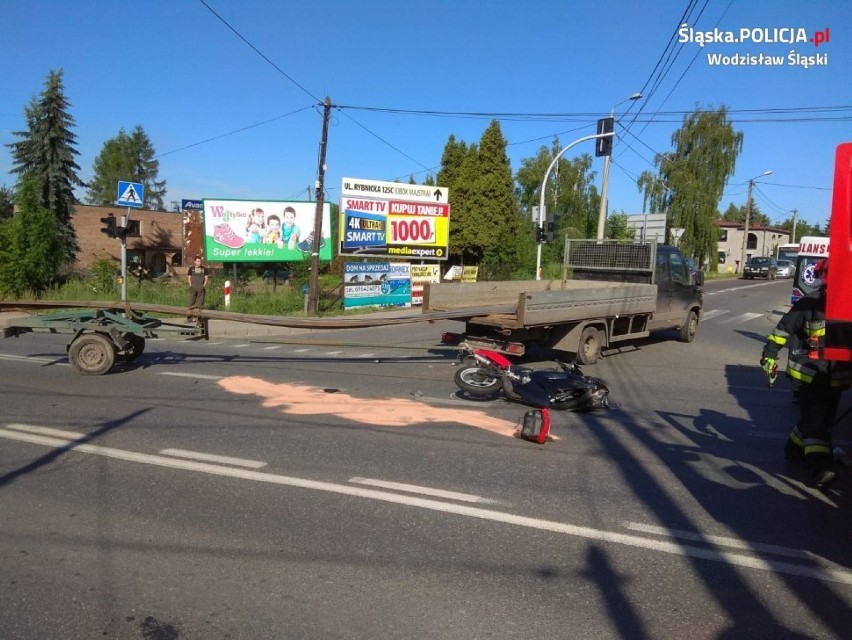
left=1, top=0, right=849, bottom=229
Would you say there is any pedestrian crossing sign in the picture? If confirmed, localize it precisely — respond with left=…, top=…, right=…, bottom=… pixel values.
left=117, top=181, right=144, bottom=208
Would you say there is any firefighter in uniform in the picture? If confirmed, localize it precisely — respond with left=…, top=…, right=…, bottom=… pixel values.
left=761, top=258, right=852, bottom=487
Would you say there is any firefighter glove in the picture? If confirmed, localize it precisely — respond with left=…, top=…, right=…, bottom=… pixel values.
left=760, top=357, right=778, bottom=387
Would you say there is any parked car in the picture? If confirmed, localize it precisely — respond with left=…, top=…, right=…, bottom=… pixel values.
left=776, top=259, right=795, bottom=278
left=743, top=256, right=778, bottom=280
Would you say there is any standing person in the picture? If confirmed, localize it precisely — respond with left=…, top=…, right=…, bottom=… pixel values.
left=761, top=258, right=851, bottom=487
left=187, top=254, right=209, bottom=322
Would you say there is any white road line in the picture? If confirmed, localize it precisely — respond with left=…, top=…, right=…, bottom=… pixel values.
left=2, top=424, right=851, bottom=585
left=231, top=343, right=251, bottom=348
left=292, top=348, right=312, bottom=353
left=356, top=353, right=376, bottom=358
left=622, top=522, right=844, bottom=566
left=7, top=424, right=85, bottom=438
left=160, top=448, right=267, bottom=469
left=700, top=309, right=728, bottom=321
left=157, top=371, right=223, bottom=380
left=720, top=312, right=764, bottom=325
left=263, top=345, right=282, bottom=351
left=349, top=477, right=502, bottom=504
left=326, top=350, right=344, bottom=356
left=0, top=354, right=68, bottom=366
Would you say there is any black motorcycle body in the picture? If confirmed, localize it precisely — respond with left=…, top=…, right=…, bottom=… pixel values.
left=454, top=347, right=609, bottom=411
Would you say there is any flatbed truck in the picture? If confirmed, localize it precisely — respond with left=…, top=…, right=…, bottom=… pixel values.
left=423, top=239, right=704, bottom=364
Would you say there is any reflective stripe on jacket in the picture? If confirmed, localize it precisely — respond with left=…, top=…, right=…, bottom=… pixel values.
left=762, top=290, right=852, bottom=389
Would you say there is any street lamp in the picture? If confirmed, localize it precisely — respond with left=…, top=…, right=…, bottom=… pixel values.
left=596, top=92, right=642, bottom=240
left=739, top=170, right=773, bottom=272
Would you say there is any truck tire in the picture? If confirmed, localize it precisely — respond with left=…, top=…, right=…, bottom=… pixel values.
left=68, top=333, right=116, bottom=375
left=116, top=334, right=145, bottom=362
left=680, top=310, right=699, bottom=343
left=577, top=327, right=601, bottom=365
left=454, top=366, right=502, bottom=397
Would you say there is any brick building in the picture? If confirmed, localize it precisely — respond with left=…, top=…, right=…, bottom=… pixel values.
left=72, top=204, right=194, bottom=275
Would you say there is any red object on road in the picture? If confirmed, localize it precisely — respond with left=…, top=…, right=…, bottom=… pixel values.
left=519, top=408, right=551, bottom=444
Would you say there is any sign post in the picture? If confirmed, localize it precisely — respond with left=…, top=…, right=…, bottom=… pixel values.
left=116, top=181, right=144, bottom=303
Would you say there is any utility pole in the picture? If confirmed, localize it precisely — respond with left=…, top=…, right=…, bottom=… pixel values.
left=307, top=96, right=331, bottom=315
left=739, top=170, right=773, bottom=272
left=791, top=208, right=798, bottom=243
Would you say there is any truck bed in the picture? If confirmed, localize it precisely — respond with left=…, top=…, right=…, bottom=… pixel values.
left=423, top=279, right=657, bottom=328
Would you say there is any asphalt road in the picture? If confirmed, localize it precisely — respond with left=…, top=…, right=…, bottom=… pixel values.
left=1, top=277, right=850, bottom=639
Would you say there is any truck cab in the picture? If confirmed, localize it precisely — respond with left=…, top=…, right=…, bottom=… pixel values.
left=650, top=245, right=704, bottom=332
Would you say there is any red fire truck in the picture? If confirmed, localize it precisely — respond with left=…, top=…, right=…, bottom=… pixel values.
left=825, top=142, right=852, bottom=362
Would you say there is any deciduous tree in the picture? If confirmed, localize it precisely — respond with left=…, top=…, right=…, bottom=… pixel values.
left=0, top=174, right=63, bottom=297
left=639, top=106, right=743, bottom=267
left=86, top=125, right=167, bottom=210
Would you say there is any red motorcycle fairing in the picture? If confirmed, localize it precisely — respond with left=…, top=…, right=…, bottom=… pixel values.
left=473, top=348, right=512, bottom=369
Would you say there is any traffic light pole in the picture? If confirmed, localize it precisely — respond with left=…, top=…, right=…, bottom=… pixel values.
left=536, top=132, right=613, bottom=280
left=121, top=210, right=128, bottom=303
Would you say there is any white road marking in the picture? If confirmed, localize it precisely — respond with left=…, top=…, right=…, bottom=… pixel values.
left=349, top=477, right=502, bottom=504
left=160, top=448, right=267, bottom=469
left=231, top=343, right=251, bottom=348
left=292, top=348, right=312, bottom=353
left=623, top=522, right=828, bottom=562
left=356, top=353, right=376, bottom=358
left=700, top=309, right=728, bottom=321
left=157, top=371, right=223, bottom=380
left=3, top=424, right=851, bottom=585
left=719, top=312, right=763, bottom=325
left=326, top=350, right=344, bottom=356
left=0, top=354, right=68, bottom=366
left=263, top=345, right=282, bottom=351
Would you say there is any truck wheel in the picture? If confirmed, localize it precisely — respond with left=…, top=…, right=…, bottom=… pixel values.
left=577, top=327, right=601, bottom=365
left=116, top=334, right=145, bottom=362
left=68, top=333, right=116, bottom=375
left=680, top=310, right=699, bottom=343
left=454, top=366, right=502, bottom=397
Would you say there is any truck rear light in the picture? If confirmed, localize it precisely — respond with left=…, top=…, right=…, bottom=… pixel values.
left=441, top=332, right=462, bottom=344
left=506, top=343, right=525, bottom=355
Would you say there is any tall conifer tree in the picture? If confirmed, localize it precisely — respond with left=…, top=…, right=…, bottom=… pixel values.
left=8, top=69, right=83, bottom=265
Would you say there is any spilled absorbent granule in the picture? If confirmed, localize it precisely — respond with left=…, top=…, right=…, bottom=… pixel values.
left=218, top=376, right=521, bottom=437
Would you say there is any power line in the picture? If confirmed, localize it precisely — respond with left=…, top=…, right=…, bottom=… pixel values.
left=156, top=106, right=313, bottom=158
left=197, top=0, right=321, bottom=103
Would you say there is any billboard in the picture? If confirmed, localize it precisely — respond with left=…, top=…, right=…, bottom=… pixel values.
left=343, top=261, right=412, bottom=309
left=339, top=177, right=450, bottom=260
left=202, top=199, right=332, bottom=263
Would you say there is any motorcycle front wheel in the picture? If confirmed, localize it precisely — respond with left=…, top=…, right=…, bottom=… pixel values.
left=454, top=366, right=503, bottom=397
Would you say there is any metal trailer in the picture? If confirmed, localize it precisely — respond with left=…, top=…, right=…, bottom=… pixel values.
left=1, top=308, right=207, bottom=375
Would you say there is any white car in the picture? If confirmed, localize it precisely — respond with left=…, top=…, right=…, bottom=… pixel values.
left=776, top=259, right=795, bottom=278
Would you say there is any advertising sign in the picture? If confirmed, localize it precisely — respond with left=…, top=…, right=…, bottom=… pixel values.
left=343, top=261, right=412, bottom=309
left=181, top=199, right=203, bottom=212
left=410, top=264, right=440, bottom=306
left=340, top=177, right=450, bottom=260
left=202, top=199, right=332, bottom=263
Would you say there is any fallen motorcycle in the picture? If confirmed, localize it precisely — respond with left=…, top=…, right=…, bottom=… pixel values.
left=454, top=345, right=610, bottom=411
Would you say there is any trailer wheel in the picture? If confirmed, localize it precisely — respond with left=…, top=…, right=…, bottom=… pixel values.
left=577, top=327, right=601, bottom=365
left=116, top=334, right=145, bottom=362
left=680, top=310, right=699, bottom=343
left=68, top=333, right=116, bottom=375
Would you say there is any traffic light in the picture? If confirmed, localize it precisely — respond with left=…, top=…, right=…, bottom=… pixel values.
left=100, top=214, right=117, bottom=238
left=536, top=225, right=545, bottom=243
left=545, top=221, right=556, bottom=243
left=595, top=116, right=615, bottom=157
